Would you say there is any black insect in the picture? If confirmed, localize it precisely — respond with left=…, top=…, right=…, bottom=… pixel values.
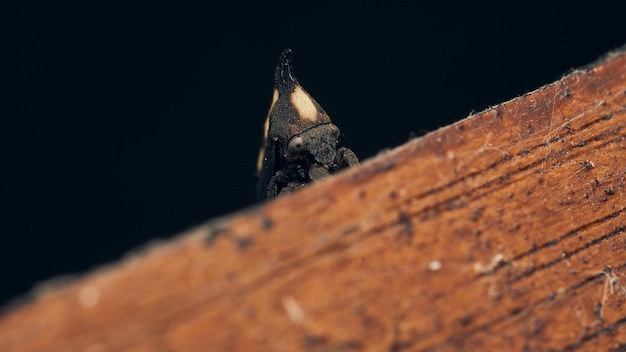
left=257, top=49, right=359, bottom=200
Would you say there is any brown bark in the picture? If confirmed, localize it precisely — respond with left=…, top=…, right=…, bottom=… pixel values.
left=2, top=49, right=626, bottom=351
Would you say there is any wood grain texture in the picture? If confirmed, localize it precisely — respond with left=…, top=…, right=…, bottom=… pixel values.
left=2, top=49, right=626, bottom=351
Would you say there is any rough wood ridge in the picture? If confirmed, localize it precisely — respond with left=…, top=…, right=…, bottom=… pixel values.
left=1, top=48, right=626, bottom=351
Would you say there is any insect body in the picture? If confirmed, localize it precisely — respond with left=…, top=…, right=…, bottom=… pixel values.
left=257, top=49, right=359, bottom=200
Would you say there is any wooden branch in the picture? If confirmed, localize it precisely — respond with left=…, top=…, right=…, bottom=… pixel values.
left=2, top=49, right=626, bottom=351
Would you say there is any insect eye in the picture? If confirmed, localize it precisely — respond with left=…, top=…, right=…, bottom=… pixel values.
left=288, top=136, right=305, bottom=153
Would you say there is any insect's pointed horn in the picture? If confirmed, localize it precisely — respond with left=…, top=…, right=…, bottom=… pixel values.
left=274, top=48, right=298, bottom=91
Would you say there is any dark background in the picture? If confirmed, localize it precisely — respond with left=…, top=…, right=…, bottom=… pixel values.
left=2, top=1, right=624, bottom=305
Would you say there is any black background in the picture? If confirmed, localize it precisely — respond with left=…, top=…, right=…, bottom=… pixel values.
left=3, top=1, right=624, bottom=305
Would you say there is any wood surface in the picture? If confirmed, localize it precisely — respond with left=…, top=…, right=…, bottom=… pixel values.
left=2, top=49, right=626, bottom=351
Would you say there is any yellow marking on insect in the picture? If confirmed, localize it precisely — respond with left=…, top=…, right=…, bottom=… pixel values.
left=264, top=89, right=278, bottom=139
left=255, top=151, right=263, bottom=174
left=256, top=118, right=270, bottom=173
left=256, top=89, right=279, bottom=173
left=290, top=86, right=318, bottom=122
